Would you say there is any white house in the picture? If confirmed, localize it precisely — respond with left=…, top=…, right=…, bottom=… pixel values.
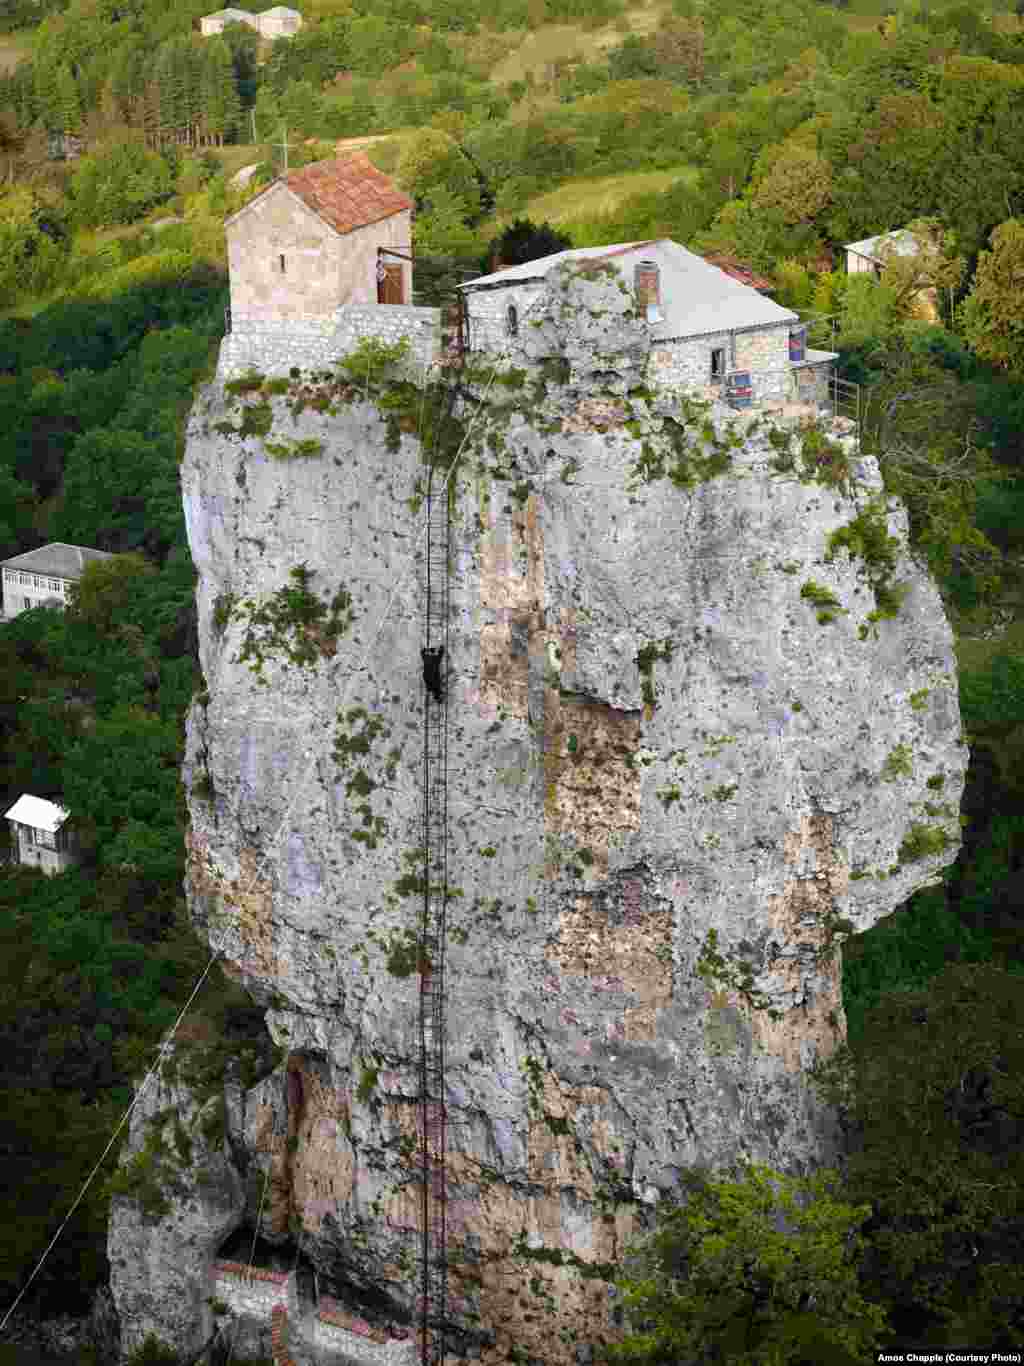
left=218, top=152, right=441, bottom=380
left=456, top=238, right=839, bottom=413
left=0, top=543, right=114, bottom=620
left=844, top=227, right=939, bottom=322
left=5, top=794, right=78, bottom=876
left=200, top=7, right=260, bottom=35
left=844, top=228, right=920, bottom=279
left=257, top=5, right=302, bottom=38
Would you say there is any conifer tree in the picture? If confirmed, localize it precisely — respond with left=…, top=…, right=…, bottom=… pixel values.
left=55, top=64, right=81, bottom=137
left=200, top=38, right=240, bottom=148
left=31, top=59, right=61, bottom=133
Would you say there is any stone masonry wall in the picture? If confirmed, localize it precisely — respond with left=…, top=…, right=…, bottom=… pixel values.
left=465, top=280, right=798, bottom=409
left=311, top=1299, right=418, bottom=1365
left=219, top=304, right=441, bottom=381
left=228, top=186, right=339, bottom=324
left=650, top=324, right=793, bottom=404
left=212, top=1262, right=293, bottom=1318
left=227, top=181, right=413, bottom=323
left=461, top=281, right=548, bottom=369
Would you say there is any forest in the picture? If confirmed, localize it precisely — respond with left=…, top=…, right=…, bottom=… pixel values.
left=0, top=0, right=1022, bottom=1360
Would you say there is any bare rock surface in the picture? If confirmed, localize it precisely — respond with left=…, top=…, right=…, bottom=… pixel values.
left=110, top=262, right=967, bottom=1364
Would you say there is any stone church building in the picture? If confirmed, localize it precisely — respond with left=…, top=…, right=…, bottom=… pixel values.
left=219, top=152, right=441, bottom=380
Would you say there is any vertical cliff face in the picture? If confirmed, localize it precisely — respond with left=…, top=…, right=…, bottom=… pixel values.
left=114, top=264, right=967, bottom=1363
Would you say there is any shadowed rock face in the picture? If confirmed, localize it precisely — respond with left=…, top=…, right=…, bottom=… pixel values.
left=109, top=266, right=966, bottom=1364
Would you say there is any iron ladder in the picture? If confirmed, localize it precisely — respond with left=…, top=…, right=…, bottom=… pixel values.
left=419, top=461, right=449, bottom=1366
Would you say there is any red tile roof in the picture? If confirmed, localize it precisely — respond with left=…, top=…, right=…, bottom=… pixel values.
left=282, top=152, right=412, bottom=236
left=702, top=254, right=775, bottom=292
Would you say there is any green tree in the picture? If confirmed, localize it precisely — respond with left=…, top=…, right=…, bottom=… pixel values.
left=811, top=964, right=1024, bottom=1347
left=0, top=186, right=68, bottom=304
left=61, top=704, right=180, bottom=868
left=958, top=218, right=1024, bottom=379
left=199, top=39, right=241, bottom=148
left=54, top=62, right=80, bottom=137
left=396, top=127, right=481, bottom=218
left=67, top=139, right=175, bottom=229
left=607, top=1162, right=888, bottom=1365
left=412, top=182, right=483, bottom=257
left=277, top=78, right=321, bottom=141
left=67, top=553, right=156, bottom=636
left=750, top=143, right=832, bottom=226
left=485, top=216, right=573, bottom=269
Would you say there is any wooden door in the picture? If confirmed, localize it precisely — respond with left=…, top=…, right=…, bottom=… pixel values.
left=378, top=263, right=403, bottom=305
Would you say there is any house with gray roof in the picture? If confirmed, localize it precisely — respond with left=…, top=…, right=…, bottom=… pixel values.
left=456, top=238, right=839, bottom=413
left=1, top=543, right=114, bottom=620
left=844, top=228, right=920, bottom=279
left=5, top=793, right=78, bottom=876
left=844, top=226, right=939, bottom=323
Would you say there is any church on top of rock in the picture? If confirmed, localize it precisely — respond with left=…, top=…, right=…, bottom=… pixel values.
left=224, top=151, right=415, bottom=325
left=218, top=151, right=443, bottom=381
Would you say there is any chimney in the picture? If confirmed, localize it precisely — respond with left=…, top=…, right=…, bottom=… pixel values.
left=635, top=260, right=662, bottom=321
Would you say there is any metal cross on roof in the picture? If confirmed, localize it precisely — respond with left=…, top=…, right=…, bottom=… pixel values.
left=277, top=124, right=294, bottom=174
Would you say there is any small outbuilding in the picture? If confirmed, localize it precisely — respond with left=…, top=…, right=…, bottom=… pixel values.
left=5, top=794, right=78, bottom=876
left=257, top=5, right=302, bottom=37
left=200, top=7, right=260, bottom=36
left=844, top=227, right=939, bottom=322
left=224, top=152, right=414, bottom=325
left=1, top=543, right=114, bottom=620
left=844, top=228, right=921, bottom=280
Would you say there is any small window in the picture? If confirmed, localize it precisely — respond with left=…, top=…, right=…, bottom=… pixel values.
left=506, top=303, right=519, bottom=338
left=710, top=347, right=726, bottom=380
left=280, top=254, right=286, bottom=273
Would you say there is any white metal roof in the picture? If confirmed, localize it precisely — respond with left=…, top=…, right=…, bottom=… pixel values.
left=458, top=238, right=799, bottom=341
left=844, top=229, right=920, bottom=263
left=260, top=5, right=301, bottom=14
left=203, top=7, right=255, bottom=20
left=0, top=542, right=114, bottom=578
left=4, top=794, right=70, bottom=832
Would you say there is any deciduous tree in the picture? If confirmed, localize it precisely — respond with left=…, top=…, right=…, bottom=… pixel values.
left=607, top=1162, right=888, bottom=1365
left=958, top=218, right=1024, bottom=378
left=750, top=143, right=833, bottom=225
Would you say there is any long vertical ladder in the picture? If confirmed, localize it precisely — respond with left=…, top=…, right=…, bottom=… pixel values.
left=419, top=461, right=449, bottom=1366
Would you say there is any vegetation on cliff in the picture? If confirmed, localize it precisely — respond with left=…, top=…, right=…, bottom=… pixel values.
left=0, top=0, right=1022, bottom=1357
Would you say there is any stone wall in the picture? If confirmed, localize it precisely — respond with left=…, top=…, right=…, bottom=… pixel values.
left=463, top=281, right=799, bottom=409
left=461, top=281, right=548, bottom=370
left=312, top=1298, right=418, bottom=1364
left=650, top=324, right=792, bottom=404
left=228, top=185, right=340, bottom=324
left=212, top=1261, right=293, bottom=1318
left=227, top=182, right=412, bottom=323
left=219, top=304, right=441, bottom=381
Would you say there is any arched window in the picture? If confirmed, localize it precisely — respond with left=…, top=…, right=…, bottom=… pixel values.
left=506, top=302, right=519, bottom=337
left=634, top=260, right=662, bottom=322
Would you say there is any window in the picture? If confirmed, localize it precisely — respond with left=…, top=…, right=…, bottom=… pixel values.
left=22, top=597, right=30, bottom=610
left=710, top=347, right=726, bottom=380
left=36, top=828, right=56, bottom=850
left=506, top=303, right=519, bottom=338
left=280, top=254, right=286, bottom=273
